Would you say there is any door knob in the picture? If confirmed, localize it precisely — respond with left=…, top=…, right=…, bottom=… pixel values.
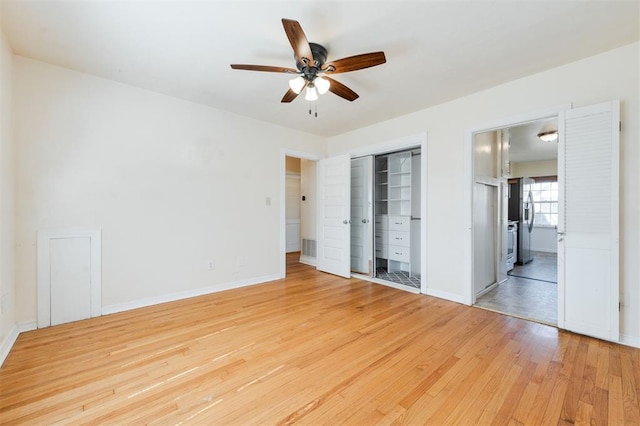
left=343, top=219, right=351, bottom=224
left=362, top=219, right=369, bottom=224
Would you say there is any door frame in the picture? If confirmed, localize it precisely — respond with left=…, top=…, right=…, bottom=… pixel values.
left=280, top=149, right=322, bottom=278
left=463, top=104, right=570, bottom=306
left=37, top=229, right=102, bottom=328
left=338, top=132, right=428, bottom=294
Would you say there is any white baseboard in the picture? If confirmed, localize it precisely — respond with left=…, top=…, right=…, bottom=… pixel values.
left=298, top=255, right=316, bottom=267
left=620, top=333, right=640, bottom=348
left=531, top=248, right=558, bottom=254
left=102, top=274, right=282, bottom=316
left=18, top=321, right=37, bottom=333
left=474, top=282, right=499, bottom=298
left=425, top=288, right=466, bottom=305
left=0, top=321, right=37, bottom=367
left=0, top=325, right=19, bottom=367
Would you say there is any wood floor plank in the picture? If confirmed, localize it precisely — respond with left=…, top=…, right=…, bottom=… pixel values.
left=1, top=254, right=639, bottom=424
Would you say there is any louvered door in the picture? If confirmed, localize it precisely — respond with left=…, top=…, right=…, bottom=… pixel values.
left=558, top=101, right=619, bottom=341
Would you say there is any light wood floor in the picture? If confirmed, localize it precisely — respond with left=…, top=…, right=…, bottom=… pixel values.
left=2, top=253, right=639, bottom=424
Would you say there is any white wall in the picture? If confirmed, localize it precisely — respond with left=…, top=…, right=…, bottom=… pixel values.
left=0, top=28, right=17, bottom=362
left=531, top=226, right=557, bottom=254
left=511, top=160, right=557, bottom=178
left=327, top=42, right=640, bottom=345
left=14, top=57, right=325, bottom=320
left=9, top=41, right=640, bottom=348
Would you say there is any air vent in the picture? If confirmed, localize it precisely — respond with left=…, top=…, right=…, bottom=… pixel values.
left=302, top=239, right=316, bottom=258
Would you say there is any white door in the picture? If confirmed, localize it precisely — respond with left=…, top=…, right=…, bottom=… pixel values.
left=558, top=100, right=619, bottom=341
left=50, top=237, right=92, bottom=326
left=350, top=157, right=373, bottom=274
left=317, top=154, right=351, bottom=278
left=285, top=174, right=301, bottom=252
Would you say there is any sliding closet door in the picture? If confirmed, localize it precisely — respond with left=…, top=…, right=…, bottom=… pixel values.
left=350, top=157, right=373, bottom=274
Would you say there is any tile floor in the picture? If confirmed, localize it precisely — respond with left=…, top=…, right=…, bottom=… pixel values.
left=474, top=252, right=557, bottom=325
left=508, top=251, right=557, bottom=283
left=376, top=269, right=421, bottom=289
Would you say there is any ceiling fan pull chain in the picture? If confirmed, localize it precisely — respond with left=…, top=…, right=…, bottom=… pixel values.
left=315, top=103, right=318, bottom=118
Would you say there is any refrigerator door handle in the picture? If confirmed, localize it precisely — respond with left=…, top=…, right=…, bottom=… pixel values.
left=528, top=191, right=535, bottom=232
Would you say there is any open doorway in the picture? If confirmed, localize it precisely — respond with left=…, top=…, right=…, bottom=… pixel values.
left=473, top=118, right=559, bottom=325
left=283, top=154, right=319, bottom=276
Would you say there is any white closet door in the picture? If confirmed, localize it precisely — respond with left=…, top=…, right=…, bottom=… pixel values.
left=558, top=101, right=619, bottom=341
left=317, top=155, right=351, bottom=278
left=350, top=156, right=373, bottom=274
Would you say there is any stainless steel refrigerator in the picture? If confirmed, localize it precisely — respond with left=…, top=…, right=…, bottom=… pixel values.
left=508, top=177, right=535, bottom=265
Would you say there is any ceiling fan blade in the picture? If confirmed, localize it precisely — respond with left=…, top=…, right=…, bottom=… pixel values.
left=281, top=89, right=298, bottom=103
left=281, top=81, right=307, bottom=103
left=323, top=52, right=386, bottom=74
left=324, top=77, right=359, bottom=101
left=230, top=64, right=298, bottom=73
left=282, top=19, right=314, bottom=65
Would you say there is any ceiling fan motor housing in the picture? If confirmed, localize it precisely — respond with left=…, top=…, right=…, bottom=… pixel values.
left=297, top=42, right=328, bottom=80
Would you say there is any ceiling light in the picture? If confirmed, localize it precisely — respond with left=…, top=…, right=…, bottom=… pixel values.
left=314, top=76, right=330, bottom=95
left=305, top=85, right=318, bottom=101
left=537, top=130, right=558, bottom=142
left=288, top=76, right=305, bottom=94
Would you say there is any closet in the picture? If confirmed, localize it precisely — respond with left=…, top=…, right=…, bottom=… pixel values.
left=350, top=147, right=421, bottom=289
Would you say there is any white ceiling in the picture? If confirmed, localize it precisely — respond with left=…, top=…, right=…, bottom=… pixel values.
left=1, top=1, right=638, bottom=138
left=508, top=118, right=558, bottom=163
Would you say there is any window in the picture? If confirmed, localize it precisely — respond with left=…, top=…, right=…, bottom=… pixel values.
left=530, top=180, right=558, bottom=226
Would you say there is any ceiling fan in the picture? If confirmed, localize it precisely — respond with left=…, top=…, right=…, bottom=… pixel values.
left=230, top=19, right=386, bottom=103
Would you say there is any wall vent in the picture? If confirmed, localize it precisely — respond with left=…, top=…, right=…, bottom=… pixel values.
left=301, top=239, right=316, bottom=258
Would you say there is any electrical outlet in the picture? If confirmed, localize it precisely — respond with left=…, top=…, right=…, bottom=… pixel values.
left=208, top=260, right=215, bottom=270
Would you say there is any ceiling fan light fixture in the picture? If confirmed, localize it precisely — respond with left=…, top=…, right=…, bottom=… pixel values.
left=314, top=76, right=330, bottom=95
left=537, top=130, right=558, bottom=142
left=288, top=76, right=305, bottom=94
left=305, top=85, right=318, bottom=101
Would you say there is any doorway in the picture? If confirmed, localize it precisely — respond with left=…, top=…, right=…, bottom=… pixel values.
left=282, top=152, right=320, bottom=277
left=285, top=156, right=301, bottom=254
left=468, top=101, right=620, bottom=344
left=473, top=119, right=559, bottom=325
